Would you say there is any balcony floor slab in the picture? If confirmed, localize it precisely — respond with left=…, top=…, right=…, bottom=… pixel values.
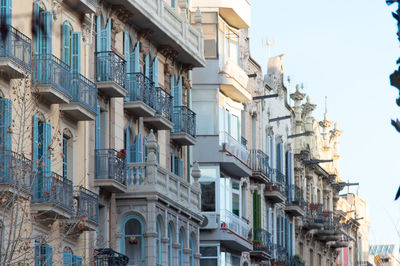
left=0, top=58, right=26, bottom=79
left=124, top=101, right=156, bottom=117
left=94, top=179, right=127, bottom=193
left=143, top=115, right=173, bottom=130
left=60, top=103, right=97, bottom=121
left=31, top=203, right=74, bottom=220
left=36, top=84, right=72, bottom=104
left=200, top=228, right=253, bottom=252
left=285, top=205, right=305, bottom=217
left=97, top=81, right=127, bottom=98
left=171, top=132, right=196, bottom=146
left=264, top=190, right=286, bottom=204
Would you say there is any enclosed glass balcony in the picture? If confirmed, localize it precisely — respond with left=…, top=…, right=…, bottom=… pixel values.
left=95, top=149, right=127, bottom=193
left=220, top=209, right=249, bottom=239
left=32, top=54, right=72, bottom=104
left=124, top=72, right=156, bottom=117
left=95, top=51, right=127, bottom=97
left=0, top=25, right=31, bottom=78
left=171, top=106, right=196, bottom=145
left=220, top=131, right=249, bottom=164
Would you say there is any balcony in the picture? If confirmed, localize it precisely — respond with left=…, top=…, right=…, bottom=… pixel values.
left=193, top=134, right=252, bottom=178
left=302, top=204, right=325, bottom=231
left=143, top=87, right=173, bottom=130
left=95, top=149, right=127, bottom=193
left=219, top=59, right=251, bottom=103
left=251, top=229, right=273, bottom=261
left=275, top=245, right=290, bottom=266
left=31, top=172, right=74, bottom=219
left=124, top=72, right=156, bottom=117
left=0, top=25, right=31, bottom=79
left=0, top=150, right=33, bottom=201
left=68, top=186, right=99, bottom=232
left=60, top=73, right=97, bottom=121
left=109, top=0, right=204, bottom=67
left=94, top=248, right=129, bottom=266
left=63, top=0, right=97, bottom=13
left=32, top=54, right=72, bottom=104
left=250, top=149, right=273, bottom=183
left=285, top=185, right=306, bottom=217
left=171, top=106, right=196, bottom=145
left=95, top=51, right=127, bottom=97
left=191, top=0, right=251, bottom=28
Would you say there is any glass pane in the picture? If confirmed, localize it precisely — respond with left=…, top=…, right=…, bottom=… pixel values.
left=231, top=115, right=238, bottom=141
left=200, top=167, right=218, bottom=179
left=125, top=236, right=142, bottom=265
left=200, top=259, right=218, bottom=266
left=125, top=218, right=142, bottom=235
left=232, top=192, right=239, bottom=216
left=231, top=255, right=240, bottom=266
left=229, top=41, right=239, bottom=64
left=200, top=246, right=217, bottom=257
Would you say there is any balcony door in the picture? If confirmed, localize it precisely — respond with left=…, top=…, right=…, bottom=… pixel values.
left=121, top=215, right=145, bottom=266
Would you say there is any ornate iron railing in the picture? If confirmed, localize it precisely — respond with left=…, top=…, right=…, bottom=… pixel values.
left=287, top=185, right=306, bottom=208
left=32, top=171, right=73, bottom=211
left=250, top=149, right=273, bottom=177
left=95, top=51, right=126, bottom=88
left=253, top=228, right=273, bottom=254
left=0, top=25, right=32, bottom=71
left=33, top=54, right=72, bottom=97
left=74, top=186, right=99, bottom=224
left=0, top=150, right=33, bottom=191
left=172, top=106, right=196, bottom=137
left=220, top=209, right=250, bottom=239
left=275, top=244, right=290, bottom=265
left=94, top=248, right=129, bottom=266
left=125, top=72, right=156, bottom=108
left=95, top=149, right=127, bottom=185
left=219, top=131, right=249, bottom=164
left=155, top=87, right=173, bottom=121
left=71, top=73, right=97, bottom=113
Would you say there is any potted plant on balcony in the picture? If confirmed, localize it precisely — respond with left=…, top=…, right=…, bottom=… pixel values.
left=253, top=239, right=262, bottom=250
left=292, top=254, right=305, bottom=266
left=309, top=204, right=320, bottom=210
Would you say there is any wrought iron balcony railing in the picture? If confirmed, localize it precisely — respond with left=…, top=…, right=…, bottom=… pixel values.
left=172, top=106, right=196, bottom=137
left=0, top=25, right=32, bottom=71
left=32, top=54, right=72, bottom=97
left=74, top=186, right=99, bottom=225
left=94, top=248, right=129, bottom=266
left=32, top=171, right=73, bottom=212
left=253, top=228, right=273, bottom=254
left=155, top=87, right=173, bottom=121
left=219, top=131, right=249, bottom=164
left=71, top=73, right=97, bottom=113
left=95, top=149, right=127, bottom=185
left=95, top=51, right=126, bottom=88
left=220, top=209, right=250, bottom=239
left=125, top=72, right=156, bottom=108
left=287, top=185, right=306, bottom=208
left=275, top=244, right=290, bottom=265
left=250, top=149, right=273, bottom=177
left=0, top=150, right=33, bottom=192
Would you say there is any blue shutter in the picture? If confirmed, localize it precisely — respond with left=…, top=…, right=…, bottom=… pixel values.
left=42, top=122, right=51, bottom=179
left=143, top=137, right=148, bottom=162
left=1, top=0, right=11, bottom=25
left=72, top=255, right=82, bottom=266
left=288, top=151, right=293, bottom=202
left=63, top=252, right=72, bottom=266
left=95, top=105, right=100, bottom=149
left=32, top=115, right=39, bottom=171
left=152, top=56, right=159, bottom=86
left=144, top=54, right=150, bottom=77
left=45, top=245, right=53, bottom=265
left=171, top=153, right=175, bottom=174
left=124, top=31, right=130, bottom=71
left=96, top=16, right=101, bottom=51
left=177, top=76, right=182, bottom=106
left=40, top=11, right=52, bottom=55
left=71, top=32, right=81, bottom=73
left=178, top=158, right=183, bottom=178
left=137, top=132, right=143, bottom=162
left=34, top=242, right=40, bottom=266
left=170, top=76, right=176, bottom=106
left=125, top=125, right=131, bottom=163
left=105, top=18, right=111, bottom=51
left=0, top=98, right=12, bottom=151
left=156, top=145, right=160, bottom=164
left=33, top=2, right=39, bottom=55
left=131, top=42, right=140, bottom=73
left=62, top=23, right=70, bottom=65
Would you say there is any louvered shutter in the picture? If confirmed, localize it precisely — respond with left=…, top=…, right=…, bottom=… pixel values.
left=171, top=153, right=175, bottom=174
left=105, top=18, right=111, bottom=51
left=136, top=132, right=143, bottom=162
left=178, top=158, right=183, bottom=178
left=125, top=125, right=131, bottom=163
left=72, top=255, right=82, bottom=266
left=0, top=0, right=11, bottom=25
left=41, top=122, right=51, bottom=199
left=32, top=115, right=39, bottom=171
left=95, top=105, right=100, bottom=149
left=268, top=207, right=272, bottom=235
left=40, top=11, right=52, bottom=55
left=287, top=151, right=293, bottom=202
left=131, top=42, right=140, bottom=73
left=33, top=2, right=39, bottom=55
left=152, top=56, right=159, bottom=86
left=285, top=218, right=289, bottom=249
left=170, top=76, right=176, bottom=106
left=45, top=245, right=53, bottom=265
left=62, top=23, right=70, bottom=65
left=144, top=54, right=150, bottom=77
left=71, top=32, right=81, bottom=73
left=156, top=145, right=160, bottom=164
left=96, top=16, right=101, bottom=52
left=143, top=137, right=148, bottom=162
left=268, top=136, right=274, bottom=169
left=124, top=32, right=130, bottom=101
left=176, top=76, right=182, bottom=106
left=0, top=98, right=12, bottom=151
left=34, top=242, right=40, bottom=266
left=63, top=252, right=72, bottom=266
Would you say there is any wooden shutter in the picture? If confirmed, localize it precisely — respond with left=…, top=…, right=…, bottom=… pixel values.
left=63, top=252, right=72, bottom=266
left=136, top=132, right=143, bottom=162
left=143, top=137, right=148, bottom=162
left=95, top=105, right=100, bottom=149
left=144, top=54, right=150, bottom=77
left=33, top=2, right=40, bottom=55
left=177, top=75, right=182, bottom=106
left=42, top=122, right=52, bottom=177
left=171, top=75, right=176, bottom=106
left=125, top=125, right=131, bottom=163
left=40, top=11, right=52, bottom=55
left=131, top=42, right=140, bottom=73
left=32, top=115, right=38, bottom=171
left=96, top=16, right=101, bottom=51
left=105, top=18, right=111, bottom=51
left=71, top=32, right=81, bottom=73
left=0, top=98, right=12, bottom=151
left=73, top=255, right=83, bottom=266
left=62, top=23, right=70, bottom=65
left=152, top=56, right=159, bottom=86
left=45, top=245, right=53, bottom=265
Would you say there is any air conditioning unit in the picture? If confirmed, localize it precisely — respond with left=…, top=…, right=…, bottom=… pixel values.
left=200, top=213, right=219, bottom=229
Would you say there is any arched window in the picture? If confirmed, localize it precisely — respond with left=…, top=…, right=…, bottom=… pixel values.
left=122, top=215, right=145, bottom=266
left=156, top=218, right=162, bottom=266
left=168, top=224, right=174, bottom=266
left=189, top=235, right=194, bottom=266
left=178, top=229, right=184, bottom=266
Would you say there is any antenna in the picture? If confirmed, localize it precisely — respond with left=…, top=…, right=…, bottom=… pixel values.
left=325, top=96, right=328, bottom=113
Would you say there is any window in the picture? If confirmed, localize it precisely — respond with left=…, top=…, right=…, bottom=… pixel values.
left=35, top=243, right=53, bottom=266
left=189, top=235, right=194, bottom=266
left=168, top=224, right=174, bottom=266
left=0, top=98, right=12, bottom=150
left=231, top=115, right=239, bottom=141
left=171, top=153, right=184, bottom=178
left=156, top=219, right=162, bottom=266
left=199, top=167, right=218, bottom=212
left=224, top=28, right=239, bottom=64
left=122, top=216, right=145, bottom=266
left=200, top=246, right=218, bottom=266
left=178, top=230, right=184, bottom=266
left=232, top=181, right=240, bottom=216
left=62, top=136, right=68, bottom=178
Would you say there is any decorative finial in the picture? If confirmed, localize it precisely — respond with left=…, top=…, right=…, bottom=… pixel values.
left=191, top=161, right=201, bottom=187
left=325, top=96, right=328, bottom=114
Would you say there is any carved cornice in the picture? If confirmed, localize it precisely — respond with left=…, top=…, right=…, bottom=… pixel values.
left=182, top=64, right=193, bottom=72
left=111, top=5, right=131, bottom=24
left=158, top=45, right=178, bottom=61
left=138, top=28, right=153, bottom=41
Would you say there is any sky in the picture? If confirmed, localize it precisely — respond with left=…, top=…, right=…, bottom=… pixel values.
left=249, top=0, right=400, bottom=244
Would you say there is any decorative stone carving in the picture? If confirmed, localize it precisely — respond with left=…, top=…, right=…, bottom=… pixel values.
left=52, top=0, right=61, bottom=20
left=158, top=45, right=178, bottom=61
left=82, top=17, right=92, bottom=44
left=111, top=5, right=131, bottom=24
left=191, top=162, right=201, bottom=189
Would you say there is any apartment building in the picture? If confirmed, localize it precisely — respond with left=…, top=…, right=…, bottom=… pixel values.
left=0, top=0, right=206, bottom=265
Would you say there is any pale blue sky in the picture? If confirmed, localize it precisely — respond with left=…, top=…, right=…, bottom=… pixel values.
left=249, top=0, right=400, bottom=244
